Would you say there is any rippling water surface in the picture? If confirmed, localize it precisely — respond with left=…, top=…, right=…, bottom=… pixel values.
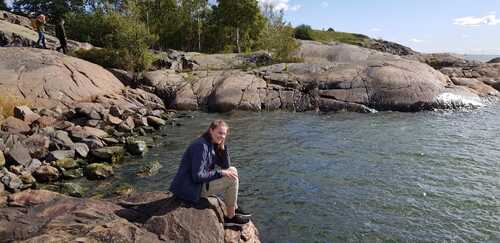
left=106, top=105, right=499, bottom=242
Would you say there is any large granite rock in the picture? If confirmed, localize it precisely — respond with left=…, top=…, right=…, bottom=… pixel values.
left=0, top=48, right=125, bottom=108
left=0, top=189, right=260, bottom=243
left=487, top=57, right=500, bottom=64
left=1, top=117, right=31, bottom=134
left=148, top=41, right=485, bottom=112
left=407, top=53, right=500, bottom=95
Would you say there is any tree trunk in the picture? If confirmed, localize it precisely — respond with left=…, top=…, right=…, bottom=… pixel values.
left=198, top=17, right=201, bottom=51
left=236, top=27, right=241, bottom=53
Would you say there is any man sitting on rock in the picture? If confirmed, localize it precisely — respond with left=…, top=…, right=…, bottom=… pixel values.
left=170, top=119, right=251, bottom=227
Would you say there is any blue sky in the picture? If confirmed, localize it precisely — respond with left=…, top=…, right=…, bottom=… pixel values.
left=261, top=0, right=500, bottom=54
left=5, top=0, right=500, bottom=54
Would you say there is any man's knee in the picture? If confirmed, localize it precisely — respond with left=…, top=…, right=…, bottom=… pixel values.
left=229, top=166, right=238, bottom=174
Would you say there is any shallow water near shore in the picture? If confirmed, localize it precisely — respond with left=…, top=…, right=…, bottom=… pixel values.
left=92, top=105, right=499, bottom=242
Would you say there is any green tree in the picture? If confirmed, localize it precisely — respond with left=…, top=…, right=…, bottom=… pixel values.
left=294, top=24, right=314, bottom=40
left=0, top=0, right=8, bottom=10
left=213, top=0, right=262, bottom=53
left=258, top=2, right=299, bottom=62
left=13, top=0, right=85, bottom=20
left=67, top=10, right=157, bottom=72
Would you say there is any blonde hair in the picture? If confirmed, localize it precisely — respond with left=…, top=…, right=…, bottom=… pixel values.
left=207, top=119, right=228, bottom=132
left=202, top=119, right=229, bottom=154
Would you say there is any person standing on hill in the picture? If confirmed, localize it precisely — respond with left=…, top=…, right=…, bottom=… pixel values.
left=32, top=14, right=47, bottom=49
left=55, top=17, right=67, bottom=53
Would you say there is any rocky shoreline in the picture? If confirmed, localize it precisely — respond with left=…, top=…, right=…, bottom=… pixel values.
left=2, top=9, right=500, bottom=243
left=1, top=99, right=173, bottom=194
left=0, top=189, right=260, bottom=242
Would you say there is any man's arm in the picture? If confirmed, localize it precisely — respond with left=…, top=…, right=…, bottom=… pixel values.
left=216, top=145, right=231, bottom=169
left=190, top=143, right=222, bottom=183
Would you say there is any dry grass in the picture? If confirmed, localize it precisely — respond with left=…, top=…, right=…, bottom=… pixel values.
left=0, top=96, right=31, bottom=120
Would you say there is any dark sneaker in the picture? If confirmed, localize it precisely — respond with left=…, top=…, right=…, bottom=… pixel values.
left=224, top=214, right=250, bottom=227
left=235, top=207, right=252, bottom=218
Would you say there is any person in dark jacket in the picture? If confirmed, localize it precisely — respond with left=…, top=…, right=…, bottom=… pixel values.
left=55, top=17, right=67, bottom=54
left=170, top=119, right=251, bottom=226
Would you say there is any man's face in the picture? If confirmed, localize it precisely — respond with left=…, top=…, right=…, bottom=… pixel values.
left=210, top=126, right=228, bottom=144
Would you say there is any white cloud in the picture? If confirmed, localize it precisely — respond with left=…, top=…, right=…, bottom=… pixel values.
left=370, top=28, right=382, bottom=32
left=410, top=38, right=424, bottom=43
left=259, top=0, right=302, bottom=12
left=289, top=4, right=302, bottom=11
left=321, top=1, right=329, bottom=8
left=453, top=14, right=500, bottom=27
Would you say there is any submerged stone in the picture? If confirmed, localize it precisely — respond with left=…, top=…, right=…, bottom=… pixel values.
left=85, top=163, right=114, bottom=180
left=53, top=158, right=79, bottom=170
left=58, top=182, right=85, bottom=197
left=136, top=160, right=162, bottom=177
left=63, top=168, right=84, bottom=179
left=126, top=139, right=148, bottom=156
left=91, top=146, right=125, bottom=164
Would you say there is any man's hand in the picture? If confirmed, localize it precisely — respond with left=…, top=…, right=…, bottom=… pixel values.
left=221, top=167, right=238, bottom=180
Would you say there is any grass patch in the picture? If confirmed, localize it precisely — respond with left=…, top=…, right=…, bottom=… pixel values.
left=0, top=96, right=30, bottom=120
left=310, top=30, right=372, bottom=47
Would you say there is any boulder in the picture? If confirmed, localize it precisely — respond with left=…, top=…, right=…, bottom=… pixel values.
left=85, top=163, right=114, bottom=180
left=0, top=48, right=124, bottom=107
left=73, top=143, right=89, bottom=158
left=109, top=105, right=124, bottom=117
left=451, top=78, right=499, bottom=96
left=6, top=188, right=66, bottom=207
left=126, top=139, right=147, bottom=156
left=134, top=116, right=149, bottom=127
left=1, top=116, right=31, bottom=134
left=6, top=142, right=31, bottom=166
left=0, top=151, right=4, bottom=168
left=108, top=68, right=135, bottom=86
left=142, top=70, right=186, bottom=103
left=22, top=134, right=50, bottom=158
left=0, top=189, right=260, bottom=242
left=13, top=105, right=40, bottom=125
left=33, top=165, right=60, bottom=182
left=25, top=159, right=42, bottom=173
left=58, top=182, right=85, bottom=197
left=91, top=146, right=125, bottom=164
left=70, top=126, right=108, bottom=141
left=118, top=116, right=135, bottom=132
left=113, top=184, right=135, bottom=196
left=210, top=73, right=267, bottom=112
left=34, top=116, right=58, bottom=128
left=487, top=57, right=500, bottom=64
left=136, top=160, right=162, bottom=177
left=19, top=172, right=36, bottom=185
left=53, top=130, right=74, bottom=148
left=147, top=116, right=166, bottom=127
left=1, top=168, right=23, bottom=191
left=53, top=158, right=79, bottom=170
left=62, top=168, right=84, bottom=179
left=107, top=115, right=123, bottom=125
left=47, top=150, right=75, bottom=162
